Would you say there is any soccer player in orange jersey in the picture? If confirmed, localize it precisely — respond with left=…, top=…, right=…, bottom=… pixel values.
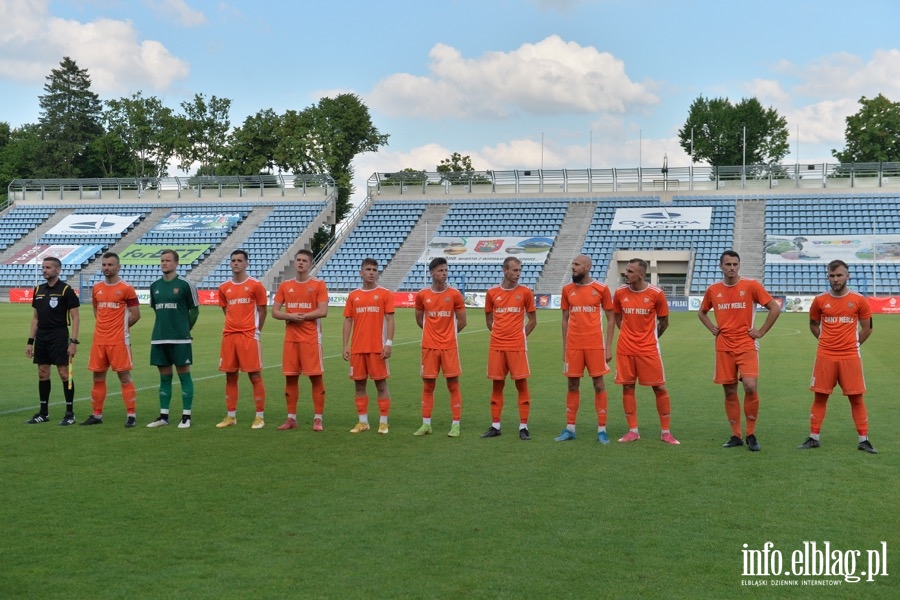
left=699, top=250, right=780, bottom=451
left=798, top=260, right=877, bottom=454
left=413, top=257, right=467, bottom=437
left=613, top=258, right=679, bottom=445
left=272, top=249, right=329, bottom=432
left=82, top=252, right=141, bottom=427
left=342, top=258, right=395, bottom=434
left=554, top=254, right=615, bottom=444
left=481, top=256, right=537, bottom=441
left=216, top=250, right=268, bottom=429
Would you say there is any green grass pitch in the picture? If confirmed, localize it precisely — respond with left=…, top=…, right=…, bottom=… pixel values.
left=0, top=304, right=897, bottom=598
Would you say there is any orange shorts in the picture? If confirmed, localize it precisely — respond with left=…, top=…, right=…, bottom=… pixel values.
left=282, top=340, right=324, bottom=376
left=614, top=353, right=665, bottom=386
left=421, top=348, right=462, bottom=379
left=88, top=343, right=133, bottom=373
left=564, top=347, right=610, bottom=378
left=810, top=355, right=866, bottom=396
left=714, top=350, right=758, bottom=384
left=487, top=349, right=530, bottom=380
left=349, top=353, right=390, bottom=381
left=219, top=333, right=263, bottom=373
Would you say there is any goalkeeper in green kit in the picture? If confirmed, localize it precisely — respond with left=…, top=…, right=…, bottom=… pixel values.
left=147, top=250, right=200, bottom=429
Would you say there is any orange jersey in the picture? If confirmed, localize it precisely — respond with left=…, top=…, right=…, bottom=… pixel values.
left=92, top=280, right=139, bottom=345
left=343, top=286, right=395, bottom=354
left=415, top=286, right=465, bottom=350
left=614, top=284, right=669, bottom=356
left=274, top=277, right=328, bottom=343
left=561, top=280, right=613, bottom=350
left=485, top=284, right=535, bottom=351
left=219, top=277, right=268, bottom=336
left=810, top=290, right=871, bottom=358
left=700, top=278, right=774, bottom=352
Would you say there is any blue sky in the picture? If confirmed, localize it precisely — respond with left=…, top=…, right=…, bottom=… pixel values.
left=3, top=0, right=900, bottom=203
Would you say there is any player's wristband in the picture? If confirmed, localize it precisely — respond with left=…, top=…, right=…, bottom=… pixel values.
left=27, top=337, right=35, bottom=345
left=69, top=338, right=79, bottom=345
left=384, top=339, right=393, bottom=347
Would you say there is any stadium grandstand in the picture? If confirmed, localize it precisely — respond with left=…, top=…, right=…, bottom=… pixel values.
left=3, top=163, right=900, bottom=301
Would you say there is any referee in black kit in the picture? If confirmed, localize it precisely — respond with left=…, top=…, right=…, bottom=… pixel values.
left=25, top=256, right=81, bottom=425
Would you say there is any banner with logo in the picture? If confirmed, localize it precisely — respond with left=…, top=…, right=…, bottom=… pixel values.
left=611, top=207, right=712, bottom=230
left=765, top=234, right=900, bottom=263
left=153, top=213, right=242, bottom=231
left=419, top=236, right=554, bottom=264
left=46, top=214, right=140, bottom=236
left=119, top=244, right=211, bottom=265
left=6, top=244, right=104, bottom=265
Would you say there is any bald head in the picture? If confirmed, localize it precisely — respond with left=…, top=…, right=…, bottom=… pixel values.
left=570, top=254, right=593, bottom=284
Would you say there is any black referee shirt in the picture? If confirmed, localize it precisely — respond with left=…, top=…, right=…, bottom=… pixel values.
left=32, top=279, right=80, bottom=331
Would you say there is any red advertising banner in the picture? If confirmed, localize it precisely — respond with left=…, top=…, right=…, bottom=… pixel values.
left=9, top=288, right=35, bottom=303
left=198, top=289, right=219, bottom=305
left=868, top=296, right=900, bottom=314
left=393, top=291, right=418, bottom=308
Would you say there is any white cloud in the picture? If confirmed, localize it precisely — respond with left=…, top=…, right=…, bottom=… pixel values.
left=144, top=0, right=207, bottom=27
left=791, top=50, right=900, bottom=100
left=0, top=0, right=189, bottom=93
left=368, top=35, right=658, bottom=120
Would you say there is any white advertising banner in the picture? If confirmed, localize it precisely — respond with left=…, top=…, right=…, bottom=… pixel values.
left=46, top=214, right=140, bottom=236
left=610, top=207, right=712, bottom=230
left=765, top=235, right=900, bottom=263
left=419, top=236, right=554, bottom=264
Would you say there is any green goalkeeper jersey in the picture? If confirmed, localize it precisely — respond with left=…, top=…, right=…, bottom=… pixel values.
left=150, top=275, right=199, bottom=344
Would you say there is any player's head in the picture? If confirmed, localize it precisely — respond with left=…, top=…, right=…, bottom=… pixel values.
left=160, top=249, right=179, bottom=276
left=719, top=250, right=740, bottom=266
left=719, top=250, right=741, bottom=281
left=826, top=259, right=850, bottom=293
left=429, top=256, right=447, bottom=272
left=295, top=249, right=314, bottom=277
left=230, top=249, right=249, bottom=275
left=429, top=256, right=449, bottom=285
left=502, top=256, right=522, bottom=286
left=624, top=258, right=648, bottom=287
left=101, top=252, right=121, bottom=278
left=360, top=257, right=379, bottom=285
left=41, top=256, right=62, bottom=281
left=570, top=254, right=592, bottom=284
left=231, top=249, right=249, bottom=262
left=160, top=249, right=180, bottom=263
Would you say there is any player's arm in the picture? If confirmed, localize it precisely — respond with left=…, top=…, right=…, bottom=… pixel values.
left=382, top=312, right=395, bottom=358
left=698, top=307, right=719, bottom=336
left=809, top=318, right=821, bottom=339
left=752, top=299, right=781, bottom=338
left=188, top=306, right=199, bottom=329
left=455, top=307, right=467, bottom=332
left=603, top=308, right=615, bottom=358
left=858, top=316, right=873, bottom=346
left=26, top=309, right=39, bottom=358
left=485, top=311, right=494, bottom=332
left=342, top=317, right=352, bottom=360
left=305, top=300, right=328, bottom=321
left=657, top=314, right=669, bottom=339
left=524, top=310, right=537, bottom=337
left=415, top=308, right=425, bottom=329
left=271, top=301, right=291, bottom=321
left=561, top=309, right=570, bottom=351
left=256, top=303, right=267, bottom=332
left=127, top=304, right=141, bottom=327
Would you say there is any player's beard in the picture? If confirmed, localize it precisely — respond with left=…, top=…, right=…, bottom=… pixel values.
left=572, top=272, right=585, bottom=284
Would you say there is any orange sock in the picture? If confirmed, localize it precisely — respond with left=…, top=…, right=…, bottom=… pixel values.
left=654, top=388, right=671, bottom=431
left=622, top=387, right=637, bottom=429
left=355, top=396, right=369, bottom=416
left=448, top=380, right=462, bottom=421
left=725, top=392, right=741, bottom=437
left=565, top=390, right=580, bottom=425
left=421, top=380, right=436, bottom=419
left=490, top=381, right=505, bottom=423
left=810, top=392, right=829, bottom=434
left=285, top=375, right=299, bottom=415
left=594, top=389, right=608, bottom=427
left=310, top=375, right=325, bottom=415
left=848, top=394, right=868, bottom=436
left=377, top=396, right=390, bottom=418
left=744, top=392, right=759, bottom=436
left=225, top=372, right=239, bottom=412
left=121, top=381, right=136, bottom=415
left=515, top=379, right=530, bottom=424
left=91, top=379, right=107, bottom=415
left=251, top=375, right=266, bottom=413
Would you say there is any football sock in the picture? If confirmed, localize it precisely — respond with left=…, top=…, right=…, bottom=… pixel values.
left=622, top=387, right=638, bottom=429
left=285, top=375, right=299, bottom=415
left=515, top=379, right=530, bottom=424
left=310, top=375, right=325, bottom=415
left=178, top=371, right=194, bottom=412
left=448, top=379, right=462, bottom=421
left=159, top=374, right=173, bottom=411
left=848, top=394, right=868, bottom=436
left=91, top=379, right=107, bottom=415
left=654, top=388, right=671, bottom=431
left=744, top=391, right=759, bottom=436
left=594, top=389, right=608, bottom=427
left=810, top=392, right=829, bottom=435
left=725, top=392, right=741, bottom=437
left=565, top=390, right=580, bottom=425
left=421, top=379, right=435, bottom=419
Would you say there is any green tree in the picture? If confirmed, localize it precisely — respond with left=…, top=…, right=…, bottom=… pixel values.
left=103, top=92, right=180, bottom=178
left=832, top=94, right=900, bottom=163
left=678, top=96, right=789, bottom=169
left=0, top=124, right=42, bottom=202
left=436, top=152, right=474, bottom=174
left=224, top=108, right=282, bottom=175
left=36, top=56, right=104, bottom=178
left=176, top=93, right=232, bottom=174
